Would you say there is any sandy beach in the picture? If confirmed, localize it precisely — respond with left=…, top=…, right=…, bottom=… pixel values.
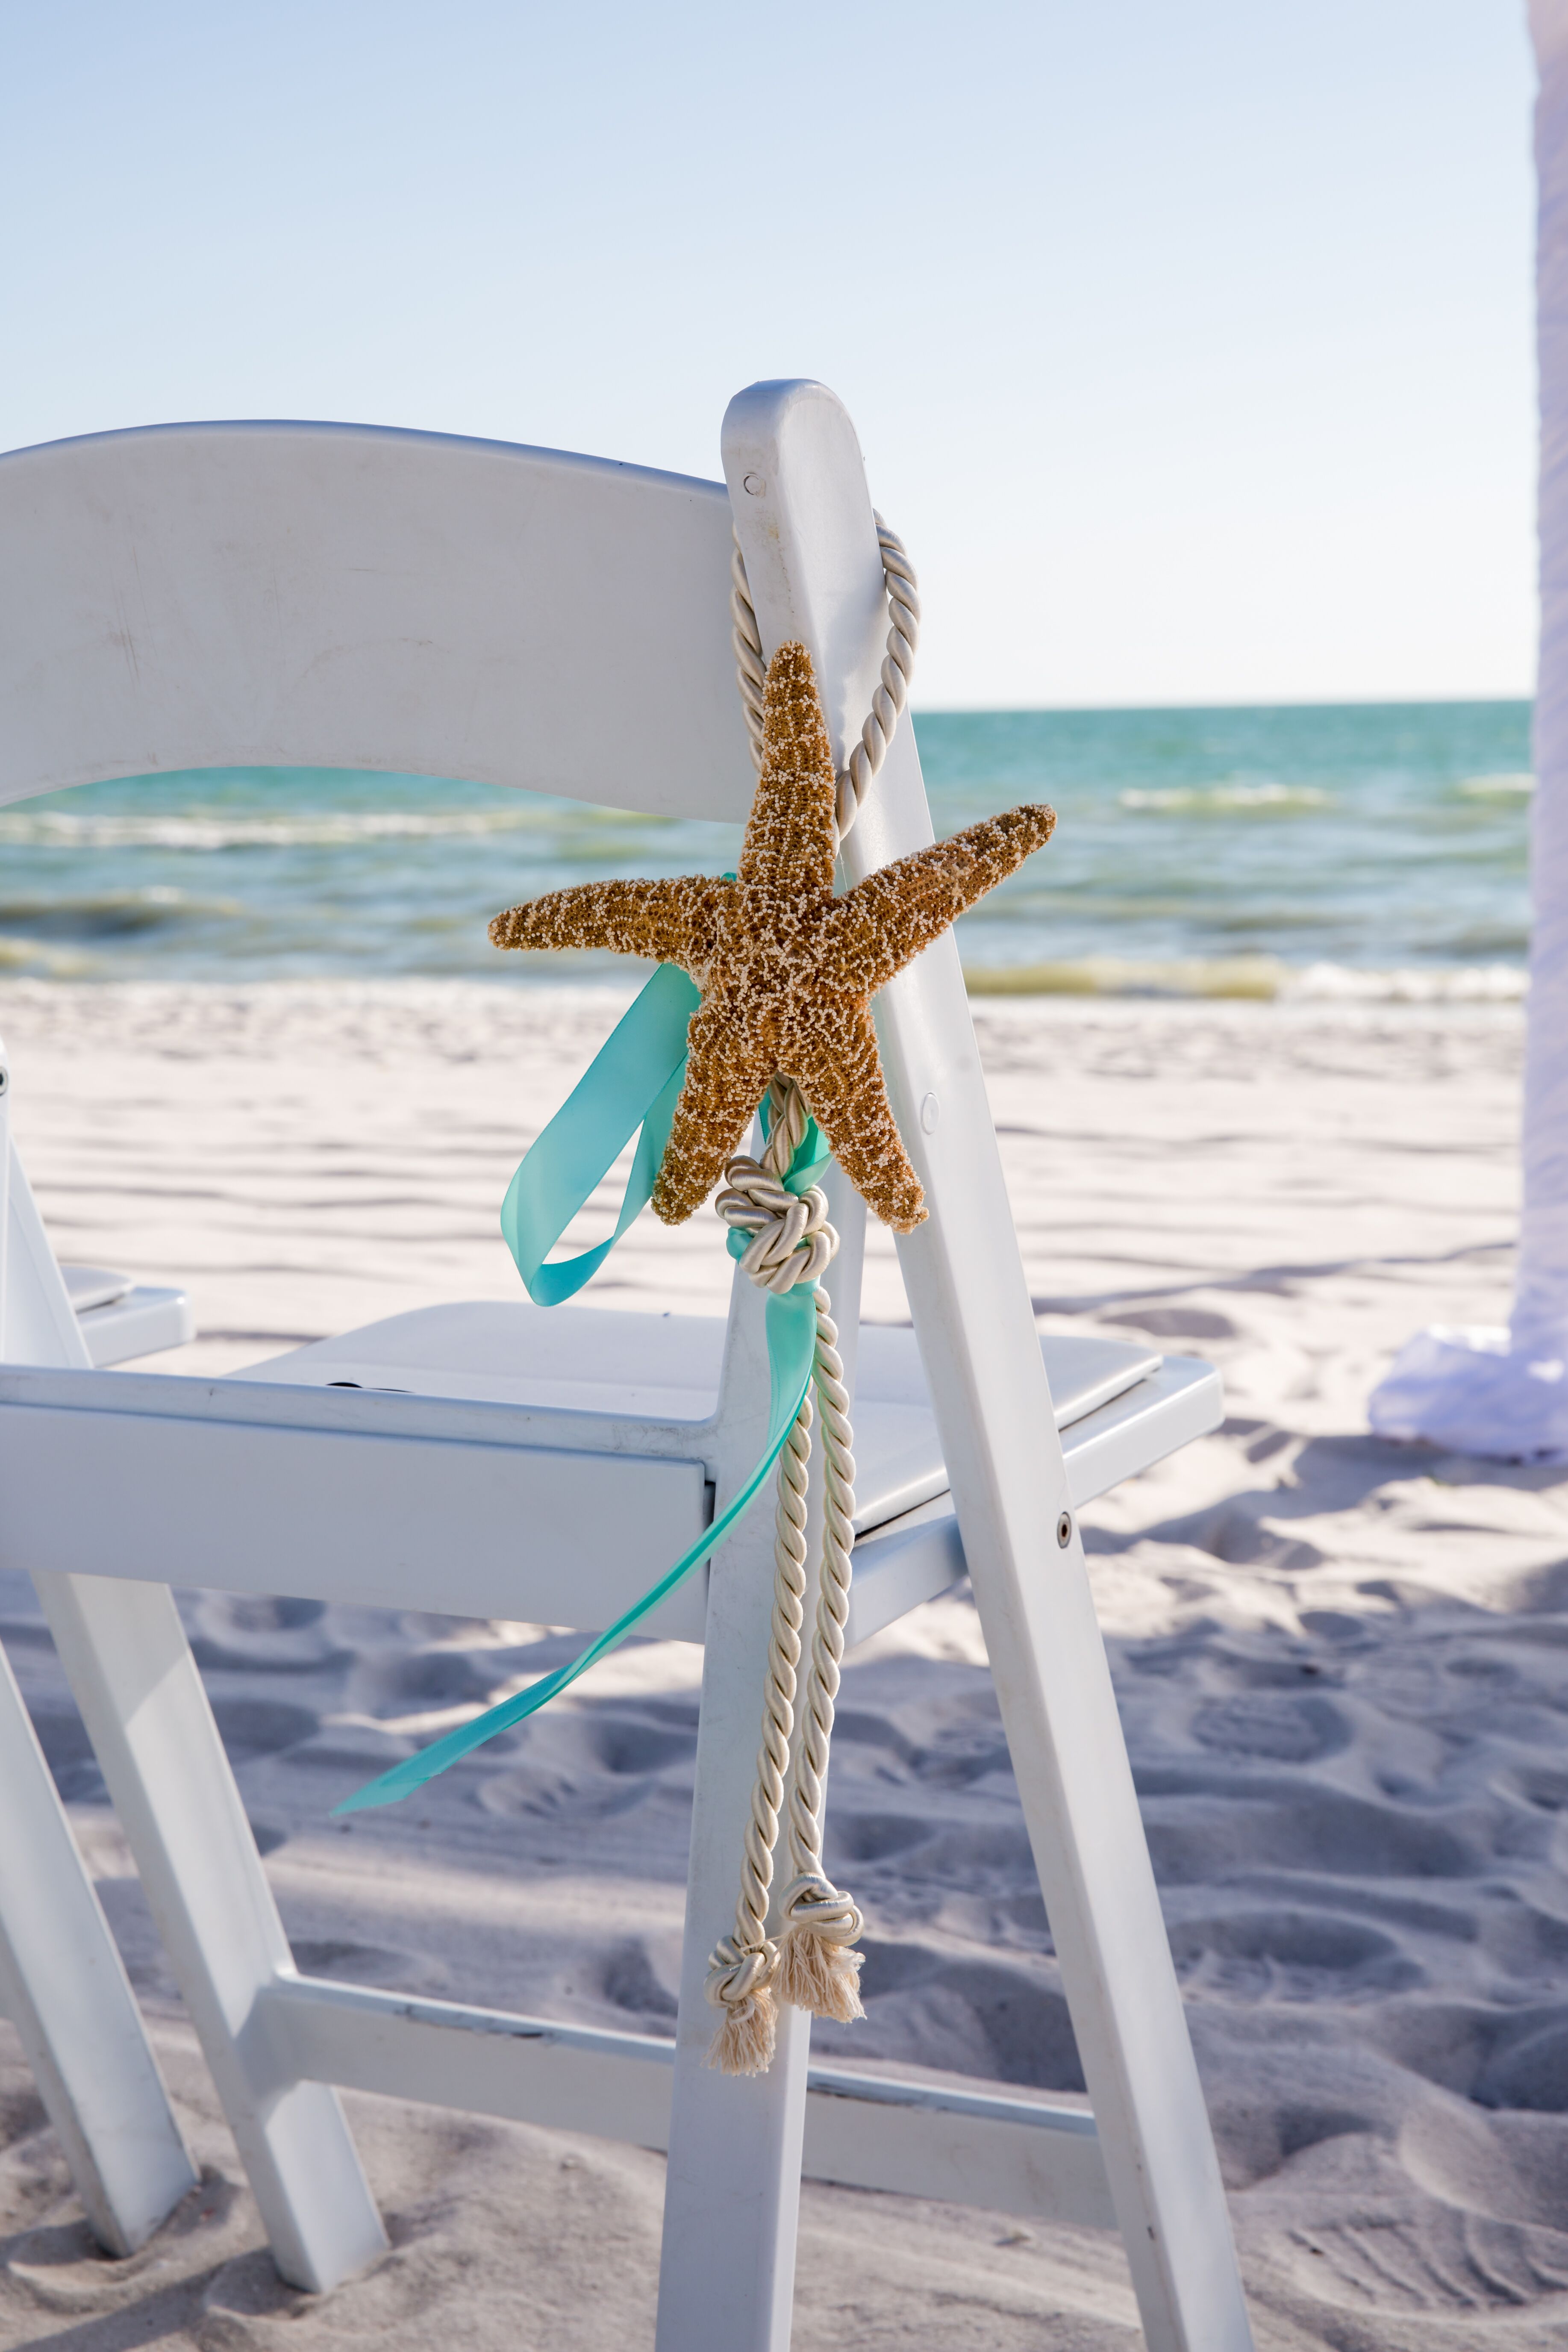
left=1, top=979, right=1565, bottom=2349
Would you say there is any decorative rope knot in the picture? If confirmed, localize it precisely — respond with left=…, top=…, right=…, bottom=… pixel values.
left=780, top=1872, right=864, bottom=1947
left=773, top=1869, right=867, bottom=2028
left=716, top=1158, right=837, bottom=1294
left=705, top=1931, right=779, bottom=2008
left=704, top=1931, right=782, bottom=2078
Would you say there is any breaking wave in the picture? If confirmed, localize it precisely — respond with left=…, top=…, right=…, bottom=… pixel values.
left=962, top=958, right=1527, bottom=1003
left=0, top=803, right=638, bottom=852
left=1457, top=772, right=1535, bottom=799
left=1118, top=782, right=1334, bottom=814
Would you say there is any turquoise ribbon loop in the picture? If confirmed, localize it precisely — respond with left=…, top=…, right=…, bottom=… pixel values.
left=333, top=962, right=829, bottom=1816
left=500, top=959, right=701, bottom=1305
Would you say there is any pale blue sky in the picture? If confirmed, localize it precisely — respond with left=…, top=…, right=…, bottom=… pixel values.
left=0, top=1, right=1537, bottom=706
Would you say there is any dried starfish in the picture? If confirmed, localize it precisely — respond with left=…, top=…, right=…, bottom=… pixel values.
left=490, top=643, right=1055, bottom=1230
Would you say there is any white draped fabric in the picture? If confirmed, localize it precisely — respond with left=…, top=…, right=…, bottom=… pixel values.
left=1370, top=0, right=1568, bottom=1458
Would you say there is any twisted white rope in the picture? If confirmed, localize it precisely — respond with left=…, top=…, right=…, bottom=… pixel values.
left=730, top=515, right=920, bottom=842
left=777, top=1296, right=864, bottom=2009
left=731, top=536, right=768, bottom=777
left=704, top=1088, right=836, bottom=2069
left=702, top=1377, right=812, bottom=2048
left=704, top=1077, right=868, bottom=2064
left=838, top=519, right=920, bottom=842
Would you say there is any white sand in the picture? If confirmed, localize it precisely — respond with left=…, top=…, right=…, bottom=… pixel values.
left=2, top=980, right=1566, bottom=2349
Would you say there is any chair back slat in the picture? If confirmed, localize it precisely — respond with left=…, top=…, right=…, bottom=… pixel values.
left=0, top=421, right=751, bottom=818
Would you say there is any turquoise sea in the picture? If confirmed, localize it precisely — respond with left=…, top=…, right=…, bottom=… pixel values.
left=0, top=701, right=1533, bottom=999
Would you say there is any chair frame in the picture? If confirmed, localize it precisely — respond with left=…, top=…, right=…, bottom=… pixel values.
left=0, top=380, right=1253, bottom=2351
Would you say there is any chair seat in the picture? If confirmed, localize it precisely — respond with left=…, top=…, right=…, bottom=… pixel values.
left=237, top=1304, right=1221, bottom=1643
left=238, top=1303, right=1163, bottom=1534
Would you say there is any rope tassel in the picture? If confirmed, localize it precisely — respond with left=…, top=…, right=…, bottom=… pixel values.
left=775, top=1877, right=865, bottom=2023
left=704, top=1082, right=867, bottom=2072
left=704, top=1296, right=812, bottom=2073
left=704, top=1936, right=780, bottom=2077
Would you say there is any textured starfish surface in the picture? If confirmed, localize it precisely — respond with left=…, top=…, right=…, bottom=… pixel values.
left=490, top=643, right=1055, bottom=1230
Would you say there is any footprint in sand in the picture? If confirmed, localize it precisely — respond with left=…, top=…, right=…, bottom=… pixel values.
left=1169, top=1909, right=1421, bottom=2001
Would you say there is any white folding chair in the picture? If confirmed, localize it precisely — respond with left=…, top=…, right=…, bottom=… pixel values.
left=0, top=383, right=1253, bottom=2350
left=0, top=1117, right=197, bottom=2253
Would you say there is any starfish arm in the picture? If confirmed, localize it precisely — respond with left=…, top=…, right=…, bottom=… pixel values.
left=792, top=1004, right=927, bottom=1233
left=825, top=804, right=1056, bottom=993
left=651, top=1001, right=772, bottom=1226
left=489, top=877, right=731, bottom=971
left=736, top=642, right=839, bottom=895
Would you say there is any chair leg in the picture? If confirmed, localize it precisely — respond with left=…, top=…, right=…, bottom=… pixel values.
left=0, top=1633, right=196, bottom=2252
left=885, top=939, right=1255, bottom=2352
left=34, top=1570, right=388, bottom=2293
left=656, top=1550, right=813, bottom=2352
left=656, top=1272, right=818, bottom=2352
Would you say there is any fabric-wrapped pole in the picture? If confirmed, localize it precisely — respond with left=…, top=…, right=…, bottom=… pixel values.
left=1519, top=0, right=1568, bottom=1387
left=1370, top=0, right=1568, bottom=1459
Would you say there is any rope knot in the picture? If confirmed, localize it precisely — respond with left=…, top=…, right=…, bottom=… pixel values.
left=704, top=1934, right=780, bottom=2075
left=780, top=1872, right=864, bottom=1947
left=775, top=1873, right=866, bottom=2024
left=717, top=1157, right=837, bottom=1295
left=704, top=1934, right=778, bottom=2008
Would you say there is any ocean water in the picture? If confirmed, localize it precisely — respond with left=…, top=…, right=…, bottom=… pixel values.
left=0, top=701, right=1533, bottom=999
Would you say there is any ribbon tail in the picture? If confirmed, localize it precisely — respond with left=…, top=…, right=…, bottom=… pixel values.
left=333, top=1285, right=818, bottom=1813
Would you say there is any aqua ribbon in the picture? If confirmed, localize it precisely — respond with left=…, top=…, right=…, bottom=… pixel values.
left=500, top=958, right=700, bottom=1305
left=334, top=964, right=827, bottom=1815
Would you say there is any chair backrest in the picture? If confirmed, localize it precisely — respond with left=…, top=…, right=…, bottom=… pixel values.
left=0, top=407, right=848, bottom=1439
left=0, top=421, right=752, bottom=817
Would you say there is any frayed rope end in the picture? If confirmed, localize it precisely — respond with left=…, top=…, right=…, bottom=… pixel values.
left=776, top=1927, right=865, bottom=2023
left=706, top=1987, right=779, bottom=2076
left=705, top=1936, right=780, bottom=2075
